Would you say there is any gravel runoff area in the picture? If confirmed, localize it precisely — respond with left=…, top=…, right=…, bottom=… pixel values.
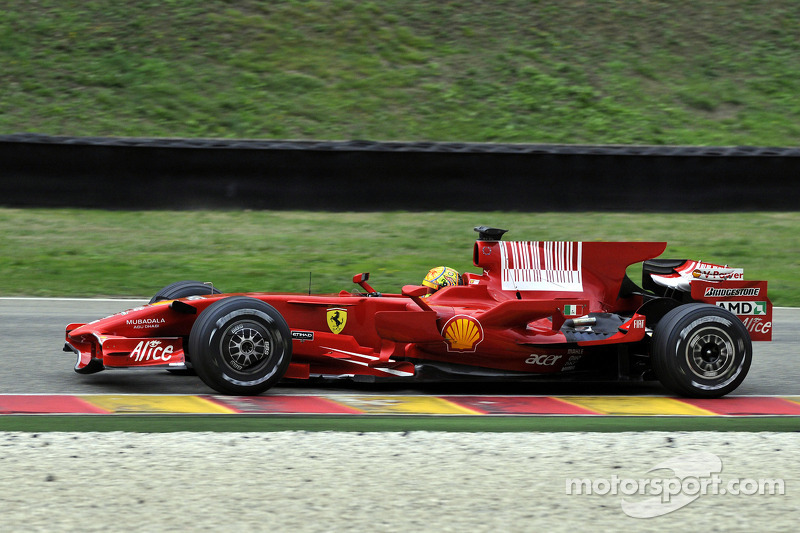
left=1, top=431, right=797, bottom=532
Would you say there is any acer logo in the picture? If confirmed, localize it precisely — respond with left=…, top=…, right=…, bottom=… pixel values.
left=130, top=340, right=174, bottom=362
left=525, top=354, right=563, bottom=366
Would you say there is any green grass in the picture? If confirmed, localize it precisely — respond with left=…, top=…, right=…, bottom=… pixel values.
left=2, top=1, right=800, bottom=145
left=1, top=209, right=797, bottom=305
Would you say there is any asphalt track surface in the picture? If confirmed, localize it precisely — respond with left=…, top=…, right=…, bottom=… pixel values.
left=2, top=298, right=797, bottom=397
left=2, top=299, right=798, bottom=533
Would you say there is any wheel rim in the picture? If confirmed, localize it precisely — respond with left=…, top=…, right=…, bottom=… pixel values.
left=685, top=326, right=735, bottom=379
left=220, top=321, right=272, bottom=374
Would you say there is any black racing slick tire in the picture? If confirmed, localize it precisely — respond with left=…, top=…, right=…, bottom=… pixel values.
left=149, top=281, right=222, bottom=375
left=652, top=303, right=752, bottom=398
left=188, top=297, right=292, bottom=395
left=148, top=280, right=222, bottom=304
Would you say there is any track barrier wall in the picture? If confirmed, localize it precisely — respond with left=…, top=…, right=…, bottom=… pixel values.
left=1, top=133, right=798, bottom=211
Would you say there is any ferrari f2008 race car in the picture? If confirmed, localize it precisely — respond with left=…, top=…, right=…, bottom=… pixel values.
left=64, top=227, right=772, bottom=398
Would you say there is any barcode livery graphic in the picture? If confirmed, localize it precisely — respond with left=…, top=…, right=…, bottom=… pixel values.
left=500, top=241, right=583, bottom=292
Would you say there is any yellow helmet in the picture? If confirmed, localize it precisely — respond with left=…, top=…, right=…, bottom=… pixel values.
left=422, top=266, right=462, bottom=293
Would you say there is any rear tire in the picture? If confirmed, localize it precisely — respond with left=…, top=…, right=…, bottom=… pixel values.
left=188, top=297, right=292, bottom=395
left=148, top=280, right=221, bottom=304
left=652, top=303, right=751, bottom=398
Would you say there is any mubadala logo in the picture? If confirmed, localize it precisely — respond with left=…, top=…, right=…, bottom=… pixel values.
left=716, top=301, right=767, bottom=316
left=126, top=318, right=166, bottom=328
left=704, top=287, right=760, bottom=298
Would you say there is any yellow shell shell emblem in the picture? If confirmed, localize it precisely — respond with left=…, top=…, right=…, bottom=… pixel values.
left=442, top=315, right=484, bottom=352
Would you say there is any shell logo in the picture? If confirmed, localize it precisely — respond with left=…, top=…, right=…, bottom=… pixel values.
left=441, top=315, right=484, bottom=353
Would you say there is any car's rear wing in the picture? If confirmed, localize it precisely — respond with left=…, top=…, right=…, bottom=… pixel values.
left=690, top=280, right=772, bottom=341
left=644, top=259, right=772, bottom=341
left=470, top=227, right=773, bottom=342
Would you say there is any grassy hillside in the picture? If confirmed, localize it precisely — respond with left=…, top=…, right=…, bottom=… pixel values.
left=2, top=1, right=799, bottom=145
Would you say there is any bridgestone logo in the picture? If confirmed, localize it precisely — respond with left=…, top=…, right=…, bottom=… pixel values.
left=704, top=287, right=760, bottom=297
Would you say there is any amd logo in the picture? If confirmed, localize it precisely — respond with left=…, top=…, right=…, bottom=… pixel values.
left=716, top=301, right=767, bottom=316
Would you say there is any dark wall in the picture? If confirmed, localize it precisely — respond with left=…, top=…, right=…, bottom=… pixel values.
left=1, top=134, right=798, bottom=211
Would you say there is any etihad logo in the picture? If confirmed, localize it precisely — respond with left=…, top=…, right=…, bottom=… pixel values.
left=441, top=315, right=484, bottom=352
left=292, top=331, right=314, bottom=341
left=327, top=308, right=347, bottom=334
left=704, top=287, right=760, bottom=298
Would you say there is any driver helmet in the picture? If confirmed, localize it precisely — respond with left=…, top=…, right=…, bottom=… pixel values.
left=422, top=266, right=462, bottom=294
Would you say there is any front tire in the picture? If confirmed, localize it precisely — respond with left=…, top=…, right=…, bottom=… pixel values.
left=188, top=297, right=292, bottom=395
left=148, top=280, right=222, bottom=304
left=149, top=280, right=223, bottom=375
left=652, top=303, right=751, bottom=398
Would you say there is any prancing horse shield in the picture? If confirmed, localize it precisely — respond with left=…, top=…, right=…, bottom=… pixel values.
left=326, top=308, right=347, bottom=334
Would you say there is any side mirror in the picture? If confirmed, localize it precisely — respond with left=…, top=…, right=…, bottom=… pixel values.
left=353, top=273, right=377, bottom=294
left=402, top=285, right=428, bottom=298
left=352, top=273, right=370, bottom=283
left=402, top=285, right=432, bottom=311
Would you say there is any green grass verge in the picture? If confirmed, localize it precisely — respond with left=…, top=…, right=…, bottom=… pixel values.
left=2, top=1, right=800, bottom=145
left=1, top=209, right=797, bottom=306
left=1, top=415, right=798, bottom=433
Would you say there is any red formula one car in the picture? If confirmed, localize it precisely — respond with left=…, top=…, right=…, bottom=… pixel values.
left=64, top=227, right=772, bottom=398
